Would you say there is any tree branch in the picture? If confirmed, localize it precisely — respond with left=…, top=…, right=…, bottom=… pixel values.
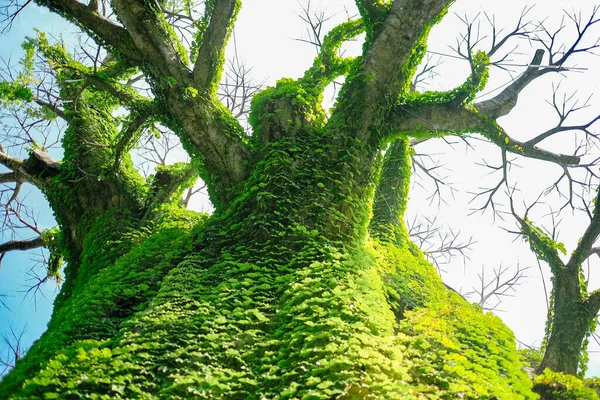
left=32, top=96, right=66, bottom=120
left=36, top=0, right=140, bottom=61
left=0, top=236, right=44, bottom=254
left=0, top=172, right=21, bottom=183
left=586, top=289, right=600, bottom=320
left=509, top=197, right=566, bottom=272
left=386, top=102, right=581, bottom=166
left=113, top=112, right=150, bottom=170
left=0, top=151, right=25, bottom=173
left=142, top=162, right=198, bottom=222
left=475, top=49, right=548, bottom=119
left=568, top=188, right=600, bottom=268
left=354, top=0, right=388, bottom=40
left=361, top=0, right=452, bottom=110
left=109, top=0, right=188, bottom=80
left=302, top=19, right=364, bottom=88
left=193, top=0, right=240, bottom=89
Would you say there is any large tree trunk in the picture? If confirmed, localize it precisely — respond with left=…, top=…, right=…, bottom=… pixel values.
left=0, top=94, right=533, bottom=398
left=0, top=1, right=542, bottom=398
left=537, top=269, right=593, bottom=375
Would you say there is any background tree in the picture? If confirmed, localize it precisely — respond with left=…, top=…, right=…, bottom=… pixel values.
left=0, top=0, right=599, bottom=399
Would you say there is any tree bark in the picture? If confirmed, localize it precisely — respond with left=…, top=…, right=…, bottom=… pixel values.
left=537, top=268, right=590, bottom=375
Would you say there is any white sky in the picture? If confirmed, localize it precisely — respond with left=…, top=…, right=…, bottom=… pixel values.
left=2, top=0, right=600, bottom=378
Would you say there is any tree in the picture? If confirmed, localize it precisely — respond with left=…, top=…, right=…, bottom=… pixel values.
left=509, top=185, right=600, bottom=377
left=0, top=0, right=599, bottom=398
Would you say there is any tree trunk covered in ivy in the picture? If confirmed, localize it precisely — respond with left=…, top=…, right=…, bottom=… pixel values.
left=0, top=0, right=590, bottom=398
left=515, top=189, right=600, bottom=377
left=538, top=272, right=593, bottom=375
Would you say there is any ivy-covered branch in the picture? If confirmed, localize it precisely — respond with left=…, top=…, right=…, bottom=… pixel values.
left=0, top=151, right=26, bottom=175
left=0, top=148, right=60, bottom=190
left=353, top=0, right=388, bottom=42
left=142, top=162, right=199, bottom=222
left=370, top=139, right=411, bottom=245
left=0, top=172, right=21, bottom=183
left=302, top=19, right=364, bottom=89
left=586, top=289, right=600, bottom=320
left=111, top=0, right=189, bottom=80
left=113, top=112, right=151, bottom=170
left=34, top=0, right=140, bottom=62
left=31, top=95, right=66, bottom=120
left=509, top=199, right=566, bottom=273
left=192, top=0, right=240, bottom=90
left=84, top=73, right=154, bottom=109
left=385, top=101, right=581, bottom=167
left=361, top=0, right=451, bottom=113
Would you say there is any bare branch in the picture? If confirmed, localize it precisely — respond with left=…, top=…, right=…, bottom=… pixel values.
left=465, top=263, right=529, bottom=311
left=0, top=0, right=32, bottom=33
left=407, top=215, right=475, bottom=273
left=0, top=324, right=28, bottom=376
left=475, top=49, right=548, bottom=119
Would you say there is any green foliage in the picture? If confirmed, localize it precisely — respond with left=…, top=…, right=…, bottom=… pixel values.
left=0, top=82, right=33, bottom=103
left=398, top=302, right=534, bottom=399
left=521, top=219, right=567, bottom=268
left=533, top=369, right=600, bottom=399
left=370, top=139, right=412, bottom=246
left=374, top=240, right=446, bottom=318
left=521, top=348, right=544, bottom=371
left=2, top=206, right=207, bottom=396
left=41, top=227, right=65, bottom=282
left=302, top=19, right=363, bottom=90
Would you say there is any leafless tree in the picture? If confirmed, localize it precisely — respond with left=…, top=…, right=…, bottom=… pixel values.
left=463, top=7, right=600, bottom=218
left=0, top=324, right=27, bottom=376
left=464, top=263, right=529, bottom=311
left=407, top=214, right=475, bottom=273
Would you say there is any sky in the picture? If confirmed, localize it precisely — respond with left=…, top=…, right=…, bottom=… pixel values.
left=1, top=0, right=600, bottom=378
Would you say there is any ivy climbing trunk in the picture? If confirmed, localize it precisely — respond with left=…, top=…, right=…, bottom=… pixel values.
left=0, top=0, right=556, bottom=398
left=538, top=268, right=595, bottom=375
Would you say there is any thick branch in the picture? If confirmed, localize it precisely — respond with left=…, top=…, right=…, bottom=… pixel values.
left=0, top=143, right=61, bottom=190
left=586, top=289, right=600, bottom=320
left=362, top=0, right=452, bottom=110
left=0, top=151, right=25, bottom=173
left=193, top=0, right=239, bottom=89
left=85, top=74, right=153, bottom=108
left=142, top=163, right=198, bottom=222
left=0, top=236, right=44, bottom=254
left=32, top=96, right=66, bottom=120
left=111, top=0, right=188, bottom=80
left=36, top=0, right=139, bottom=61
left=475, top=49, right=548, bottom=119
left=568, top=189, right=600, bottom=268
left=370, top=139, right=411, bottom=245
left=386, top=103, right=581, bottom=166
left=113, top=112, right=150, bottom=170
left=354, top=0, right=389, bottom=45
left=0, top=172, right=21, bottom=183
left=332, top=0, right=451, bottom=146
